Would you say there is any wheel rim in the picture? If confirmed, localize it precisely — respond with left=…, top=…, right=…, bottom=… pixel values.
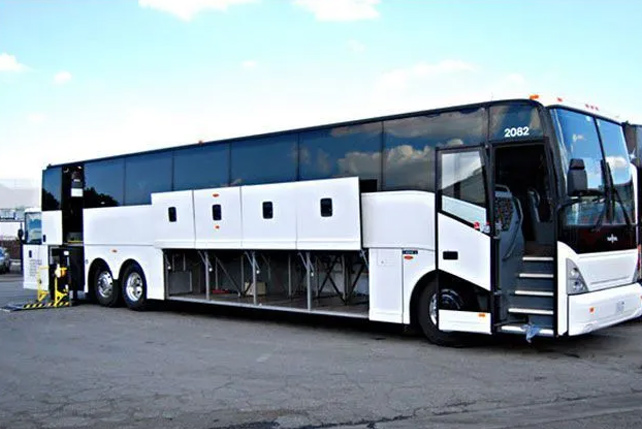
left=429, top=289, right=463, bottom=326
left=96, top=271, right=114, bottom=299
left=125, top=271, right=144, bottom=303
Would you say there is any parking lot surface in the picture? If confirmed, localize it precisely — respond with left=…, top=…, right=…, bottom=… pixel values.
left=2, top=270, right=642, bottom=428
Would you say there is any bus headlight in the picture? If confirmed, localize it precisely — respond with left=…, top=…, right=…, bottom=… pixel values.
left=567, top=259, right=588, bottom=295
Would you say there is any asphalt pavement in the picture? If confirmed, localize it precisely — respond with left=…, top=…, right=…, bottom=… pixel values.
left=2, top=269, right=642, bottom=428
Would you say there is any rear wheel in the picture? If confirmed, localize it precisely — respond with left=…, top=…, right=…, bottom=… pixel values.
left=94, top=266, right=120, bottom=307
left=417, top=280, right=468, bottom=346
left=122, top=263, right=148, bottom=311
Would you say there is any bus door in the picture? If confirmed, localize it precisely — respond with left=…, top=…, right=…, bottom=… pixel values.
left=22, top=211, right=49, bottom=291
left=435, top=146, right=493, bottom=334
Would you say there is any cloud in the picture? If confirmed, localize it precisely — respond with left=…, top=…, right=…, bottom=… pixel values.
left=506, top=73, right=525, bottom=85
left=347, top=39, right=366, bottom=53
left=241, top=60, right=258, bottom=69
left=377, top=60, right=477, bottom=92
left=0, top=53, right=28, bottom=72
left=53, top=71, right=72, bottom=85
left=27, top=113, right=47, bottom=124
left=294, top=0, right=380, bottom=21
left=139, top=0, right=257, bottom=20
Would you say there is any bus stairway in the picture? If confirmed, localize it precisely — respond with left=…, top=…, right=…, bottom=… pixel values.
left=498, top=256, right=555, bottom=340
left=2, top=266, right=72, bottom=312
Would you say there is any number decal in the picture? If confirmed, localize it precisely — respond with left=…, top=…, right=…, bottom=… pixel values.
left=503, top=126, right=530, bottom=138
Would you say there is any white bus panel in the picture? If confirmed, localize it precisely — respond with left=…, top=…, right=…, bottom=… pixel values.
left=193, top=187, right=243, bottom=249
left=22, top=244, right=49, bottom=291
left=361, top=191, right=434, bottom=250
left=84, top=206, right=154, bottom=246
left=241, top=182, right=297, bottom=250
left=437, top=213, right=491, bottom=291
left=151, top=190, right=195, bottom=249
left=368, top=248, right=403, bottom=323
left=296, top=177, right=361, bottom=250
left=83, top=244, right=165, bottom=300
left=42, top=211, right=63, bottom=246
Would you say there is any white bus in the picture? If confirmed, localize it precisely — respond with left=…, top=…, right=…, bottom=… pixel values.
left=26, top=97, right=642, bottom=345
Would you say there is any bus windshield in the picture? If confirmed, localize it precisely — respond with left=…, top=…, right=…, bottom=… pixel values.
left=551, top=108, right=635, bottom=227
left=24, top=212, right=42, bottom=245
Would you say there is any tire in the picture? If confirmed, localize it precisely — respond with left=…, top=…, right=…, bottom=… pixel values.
left=94, top=265, right=120, bottom=307
left=121, top=263, right=148, bottom=311
left=417, top=280, right=468, bottom=346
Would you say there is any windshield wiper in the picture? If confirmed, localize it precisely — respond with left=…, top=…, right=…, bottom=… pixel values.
left=604, top=160, right=633, bottom=228
left=591, top=160, right=613, bottom=232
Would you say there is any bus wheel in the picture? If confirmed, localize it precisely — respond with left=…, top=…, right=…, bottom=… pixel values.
left=417, top=280, right=467, bottom=346
left=122, top=263, right=148, bottom=311
left=94, top=266, right=120, bottom=307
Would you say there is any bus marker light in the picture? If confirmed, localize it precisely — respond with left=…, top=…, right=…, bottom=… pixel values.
left=111, top=249, right=117, bottom=253
left=589, top=307, right=595, bottom=314
left=215, top=225, right=220, bottom=230
left=473, top=221, right=480, bottom=230
left=529, top=94, right=539, bottom=100
left=478, top=313, right=486, bottom=318
left=213, top=193, right=219, bottom=197
left=403, top=255, right=413, bottom=260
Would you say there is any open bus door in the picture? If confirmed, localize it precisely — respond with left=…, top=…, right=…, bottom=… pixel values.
left=434, top=146, right=493, bottom=334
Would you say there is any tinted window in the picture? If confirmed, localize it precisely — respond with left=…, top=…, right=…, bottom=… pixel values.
left=174, top=144, right=229, bottom=191
left=212, top=204, right=222, bottom=221
left=624, top=125, right=637, bottom=162
left=320, top=198, right=333, bottom=217
left=299, top=122, right=382, bottom=188
left=489, top=103, right=543, bottom=141
left=440, top=150, right=487, bottom=225
left=168, top=207, right=177, bottom=222
left=42, top=167, right=62, bottom=211
left=597, top=119, right=635, bottom=225
left=262, top=201, right=273, bottom=219
left=598, top=119, right=631, bottom=186
left=637, top=126, right=642, bottom=163
left=383, top=108, right=484, bottom=191
left=125, top=152, right=172, bottom=205
left=231, top=136, right=297, bottom=186
left=551, top=109, right=604, bottom=191
left=84, top=158, right=125, bottom=208
left=25, top=212, right=42, bottom=245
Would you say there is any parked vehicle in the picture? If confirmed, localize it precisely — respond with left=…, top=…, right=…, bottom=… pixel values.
left=29, top=96, right=642, bottom=345
left=0, top=248, right=10, bottom=274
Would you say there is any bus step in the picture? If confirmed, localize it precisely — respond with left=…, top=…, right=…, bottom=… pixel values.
left=518, top=273, right=554, bottom=279
left=522, top=256, right=554, bottom=262
left=514, top=290, right=554, bottom=297
left=508, top=307, right=554, bottom=316
left=499, top=324, right=554, bottom=337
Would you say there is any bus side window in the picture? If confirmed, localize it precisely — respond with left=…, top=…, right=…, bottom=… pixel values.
left=168, top=207, right=177, bottom=223
left=212, top=204, right=222, bottom=221
left=320, top=198, right=333, bottom=217
left=262, top=202, right=273, bottom=219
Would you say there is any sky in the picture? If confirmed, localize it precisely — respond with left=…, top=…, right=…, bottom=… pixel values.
left=1, top=0, right=642, bottom=186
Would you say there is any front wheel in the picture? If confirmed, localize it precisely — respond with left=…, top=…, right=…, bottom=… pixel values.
left=122, top=263, right=148, bottom=311
left=416, top=280, right=468, bottom=346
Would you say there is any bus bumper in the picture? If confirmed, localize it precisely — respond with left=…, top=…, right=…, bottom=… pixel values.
left=568, top=283, right=642, bottom=336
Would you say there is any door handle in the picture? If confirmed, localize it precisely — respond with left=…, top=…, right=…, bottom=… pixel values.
left=443, top=251, right=458, bottom=260
left=29, top=251, right=33, bottom=258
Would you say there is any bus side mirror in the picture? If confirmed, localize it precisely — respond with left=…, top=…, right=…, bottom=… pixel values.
left=568, top=158, right=588, bottom=196
left=17, top=228, right=24, bottom=242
